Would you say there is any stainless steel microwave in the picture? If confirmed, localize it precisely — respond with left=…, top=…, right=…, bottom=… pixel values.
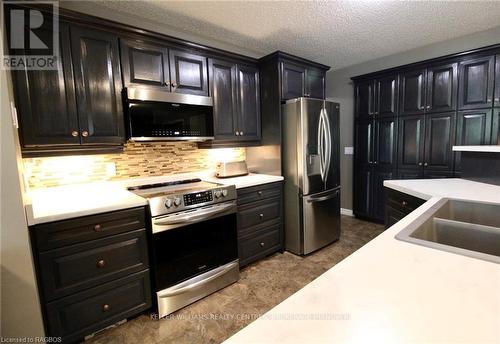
left=124, top=88, right=214, bottom=142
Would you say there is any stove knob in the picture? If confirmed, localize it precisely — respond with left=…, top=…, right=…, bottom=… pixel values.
left=222, top=189, right=228, bottom=197
left=165, top=199, right=172, bottom=208
left=174, top=197, right=181, bottom=206
left=214, top=190, right=222, bottom=198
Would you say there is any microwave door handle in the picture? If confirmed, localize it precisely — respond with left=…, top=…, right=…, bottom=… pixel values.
left=154, top=202, right=236, bottom=226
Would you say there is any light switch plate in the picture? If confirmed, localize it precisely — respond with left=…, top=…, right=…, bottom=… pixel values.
left=344, top=146, right=354, bottom=155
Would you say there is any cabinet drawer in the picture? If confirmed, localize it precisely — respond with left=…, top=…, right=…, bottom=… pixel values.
left=33, top=207, right=146, bottom=251
left=237, top=197, right=281, bottom=231
left=239, top=225, right=281, bottom=267
left=45, top=270, right=151, bottom=342
left=237, top=182, right=282, bottom=205
left=386, top=189, right=425, bottom=213
left=39, top=229, right=149, bottom=301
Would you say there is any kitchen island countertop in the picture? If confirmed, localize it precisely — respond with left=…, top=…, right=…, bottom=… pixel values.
left=224, top=178, right=500, bottom=344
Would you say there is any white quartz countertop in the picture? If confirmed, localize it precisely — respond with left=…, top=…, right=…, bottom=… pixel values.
left=453, top=145, right=500, bottom=152
left=25, top=172, right=283, bottom=225
left=225, top=179, right=500, bottom=344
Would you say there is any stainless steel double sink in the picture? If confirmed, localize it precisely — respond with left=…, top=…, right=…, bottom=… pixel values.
left=396, top=198, right=500, bottom=264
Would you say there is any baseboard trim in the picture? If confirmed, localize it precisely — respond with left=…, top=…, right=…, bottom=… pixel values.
left=340, top=208, right=354, bottom=217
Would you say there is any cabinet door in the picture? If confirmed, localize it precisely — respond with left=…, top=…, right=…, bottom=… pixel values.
left=385, top=204, right=406, bottom=229
left=281, top=61, right=306, bottom=100
left=495, top=55, right=500, bottom=108
left=13, top=22, right=79, bottom=147
left=400, top=69, right=426, bottom=116
left=375, top=75, right=398, bottom=117
left=458, top=55, right=495, bottom=110
left=354, top=120, right=373, bottom=167
left=424, top=113, right=455, bottom=171
left=169, top=50, right=208, bottom=96
left=209, top=59, right=238, bottom=141
left=120, top=39, right=169, bottom=89
left=236, top=65, right=261, bottom=141
left=374, top=118, right=397, bottom=170
left=355, top=80, right=374, bottom=119
left=398, top=116, right=425, bottom=170
left=492, top=109, right=500, bottom=145
left=353, top=168, right=372, bottom=218
left=371, top=170, right=393, bottom=221
left=306, top=68, right=325, bottom=99
left=70, top=25, right=124, bottom=145
left=455, top=110, right=492, bottom=170
left=426, top=62, right=457, bottom=113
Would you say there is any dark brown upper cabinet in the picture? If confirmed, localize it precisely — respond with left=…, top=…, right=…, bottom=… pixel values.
left=426, top=62, right=457, bottom=113
left=398, top=115, right=425, bottom=170
left=374, top=117, right=398, bottom=169
left=355, top=80, right=374, bottom=119
left=71, top=25, right=125, bottom=145
left=169, top=50, right=208, bottom=96
left=458, top=55, right=495, bottom=110
left=209, top=59, right=238, bottom=141
left=208, top=59, right=260, bottom=143
left=455, top=109, right=493, bottom=170
left=375, top=75, right=398, bottom=117
left=236, top=64, right=261, bottom=141
left=400, top=69, right=426, bottom=116
left=495, top=54, right=500, bottom=108
left=281, top=61, right=326, bottom=100
left=354, top=120, right=373, bottom=168
left=120, top=39, right=169, bottom=89
left=281, top=62, right=306, bottom=100
left=492, top=109, right=500, bottom=145
left=424, top=112, right=455, bottom=171
left=12, top=22, right=79, bottom=148
left=306, top=68, right=326, bottom=99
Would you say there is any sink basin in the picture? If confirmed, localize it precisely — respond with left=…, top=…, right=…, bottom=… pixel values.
left=396, top=199, right=500, bottom=264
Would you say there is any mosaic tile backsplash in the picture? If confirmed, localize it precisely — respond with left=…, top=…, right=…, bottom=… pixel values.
left=23, top=142, right=245, bottom=189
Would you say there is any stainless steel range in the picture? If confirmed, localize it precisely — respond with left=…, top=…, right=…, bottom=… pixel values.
left=127, top=178, right=239, bottom=318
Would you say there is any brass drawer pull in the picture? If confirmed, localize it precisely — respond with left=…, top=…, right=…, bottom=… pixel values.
left=259, top=213, right=264, bottom=219
left=96, top=259, right=106, bottom=268
left=102, top=304, right=110, bottom=312
left=260, top=242, right=265, bottom=247
left=94, top=224, right=102, bottom=232
left=257, top=191, right=263, bottom=196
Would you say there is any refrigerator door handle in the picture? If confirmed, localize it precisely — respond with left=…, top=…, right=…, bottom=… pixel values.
left=317, top=111, right=325, bottom=181
left=322, top=106, right=332, bottom=184
left=306, top=189, right=340, bottom=203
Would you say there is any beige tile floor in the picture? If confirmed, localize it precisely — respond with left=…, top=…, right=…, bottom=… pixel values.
left=85, top=216, right=384, bottom=344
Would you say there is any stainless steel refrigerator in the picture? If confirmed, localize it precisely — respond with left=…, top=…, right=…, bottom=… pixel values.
left=282, top=98, right=341, bottom=255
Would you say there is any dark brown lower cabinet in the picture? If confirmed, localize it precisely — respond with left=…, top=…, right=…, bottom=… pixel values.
left=237, top=182, right=283, bottom=267
left=385, top=189, right=425, bottom=229
left=30, top=207, right=151, bottom=342
left=353, top=167, right=394, bottom=222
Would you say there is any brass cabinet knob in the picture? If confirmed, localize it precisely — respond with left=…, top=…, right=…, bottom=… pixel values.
left=235, top=131, right=240, bottom=136
left=172, top=83, right=177, bottom=88
left=418, top=162, right=423, bottom=166
left=402, top=201, right=408, bottom=206
left=240, top=131, right=244, bottom=136
left=102, top=304, right=110, bottom=312
left=257, top=191, right=263, bottom=196
left=165, top=82, right=170, bottom=87
left=424, top=162, right=428, bottom=167
left=81, top=130, right=89, bottom=137
left=94, top=224, right=102, bottom=232
left=260, top=242, right=265, bottom=247
left=71, top=130, right=78, bottom=137
left=259, top=213, right=264, bottom=219
left=96, top=259, right=106, bottom=268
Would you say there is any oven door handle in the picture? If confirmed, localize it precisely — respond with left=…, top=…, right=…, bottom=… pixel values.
left=157, top=260, right=238, bottom=298
left=153, top=202, right=236, bottom=228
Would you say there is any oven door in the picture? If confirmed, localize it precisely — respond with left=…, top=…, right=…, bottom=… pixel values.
left=151, top=201, right=238, bottom=291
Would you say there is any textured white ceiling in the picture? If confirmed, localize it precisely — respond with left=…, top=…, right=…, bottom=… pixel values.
left=93, top=0, right=500, bottom=70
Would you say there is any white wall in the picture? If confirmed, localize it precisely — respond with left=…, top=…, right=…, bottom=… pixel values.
left=326, top=25, right=500, bottom=210
left=0, top=18, right=45, bottom=337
